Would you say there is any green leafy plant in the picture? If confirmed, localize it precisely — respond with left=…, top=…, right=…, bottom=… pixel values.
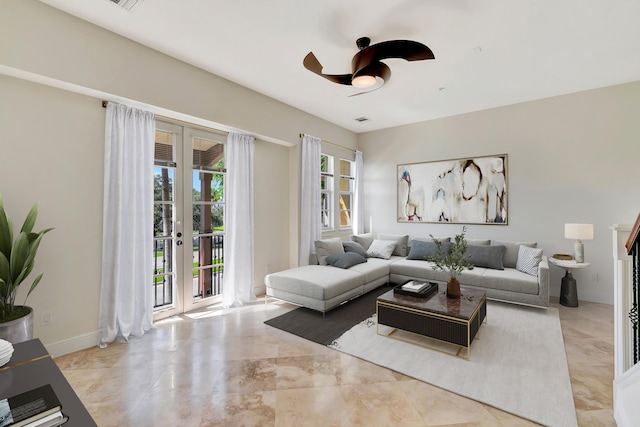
left=0, top=195, right=53, bottom=322
left=427, top=226, right=474, bottom=279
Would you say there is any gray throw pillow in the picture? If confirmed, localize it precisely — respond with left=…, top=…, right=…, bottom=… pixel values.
left=314, top=237, right=344, bottom=265
left=326, top=252, right=367, bottom=269
left=343, top=241, right=368, bottom=258
left=466, top=245, right=506, bottom=270
left=407, top=240, right=452, bottom=260
left=350, top=233, right=374, bottom=251
left=492, top=240, right=537, bottom=268
left=378, top=233, right=410, bottom=257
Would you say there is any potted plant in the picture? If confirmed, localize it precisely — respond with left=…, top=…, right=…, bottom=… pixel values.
left=0, top=195, right=53, bottom=343
left=427, top=226, right=474, bottom=298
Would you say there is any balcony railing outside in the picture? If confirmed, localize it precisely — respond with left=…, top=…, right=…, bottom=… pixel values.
left=153, top=235, right=224, bottom=309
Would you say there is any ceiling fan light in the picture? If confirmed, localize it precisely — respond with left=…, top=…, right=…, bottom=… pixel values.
left=352, top=75, right=377, bottom=89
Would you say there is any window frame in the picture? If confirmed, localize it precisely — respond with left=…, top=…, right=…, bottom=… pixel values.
left=320, top=146, right=356, bottom=235
left=320, top=153, right=334, bottom=230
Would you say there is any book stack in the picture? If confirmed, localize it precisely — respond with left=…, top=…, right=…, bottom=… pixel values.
left=0, top=384, right=67, bottom=427
left=401, top=281, right=431, bottom=293
left=394, top=281, right=439, bottom=298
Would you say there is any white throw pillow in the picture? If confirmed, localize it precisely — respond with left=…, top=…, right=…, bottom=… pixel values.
left=366, top=239, right=397, bottom=260
left=378, top=233, right=410, bottom=257
left=516, top=245, right=543, bottom=276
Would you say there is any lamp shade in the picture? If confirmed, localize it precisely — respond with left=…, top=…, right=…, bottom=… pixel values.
left=565, top=223, right=594, bottom=240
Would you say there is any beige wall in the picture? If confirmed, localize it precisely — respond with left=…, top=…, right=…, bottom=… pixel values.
left=358, top=81, right=640, bottom=305
left=0, top=0, right=356, bottom=353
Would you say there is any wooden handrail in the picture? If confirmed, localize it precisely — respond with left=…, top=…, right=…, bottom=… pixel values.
left=625, top=212, right=640, bottom=254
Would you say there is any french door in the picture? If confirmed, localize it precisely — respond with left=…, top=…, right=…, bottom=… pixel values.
left=152, top=120, right=226, bottom=320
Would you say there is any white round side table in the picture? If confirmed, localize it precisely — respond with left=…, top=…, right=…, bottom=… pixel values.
left=549, top=258, right=590, bottom=307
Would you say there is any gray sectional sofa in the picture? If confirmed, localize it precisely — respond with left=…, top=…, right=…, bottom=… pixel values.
left=265, top=233, right=550, bottom=313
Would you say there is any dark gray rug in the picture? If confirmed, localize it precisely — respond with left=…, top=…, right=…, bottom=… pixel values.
left=264, top=285, right=392, bottom=345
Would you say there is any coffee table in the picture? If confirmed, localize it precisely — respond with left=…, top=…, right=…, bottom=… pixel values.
left=376, top=283, right=487, bottom=359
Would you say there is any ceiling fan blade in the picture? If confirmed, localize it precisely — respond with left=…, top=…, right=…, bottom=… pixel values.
left=352, top=40, right=434, bottom=76
left=303, top=52, right=353, bottom=85
left=370, top=40, right=435, bottom=61
left=348, top=84, right=384, bottom=97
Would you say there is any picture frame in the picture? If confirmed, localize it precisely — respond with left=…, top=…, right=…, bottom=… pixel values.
left=397, top=154, right=508, bottom=224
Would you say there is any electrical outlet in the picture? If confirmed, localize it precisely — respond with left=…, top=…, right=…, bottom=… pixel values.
left=266, top=264, right=271, bottom=274
left=591, top=273, right=599, bottom=282
left=42, top=311, right=53, bottom=326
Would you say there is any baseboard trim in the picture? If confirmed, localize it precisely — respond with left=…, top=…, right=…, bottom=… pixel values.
left=44, top=331, right=98, bottom=358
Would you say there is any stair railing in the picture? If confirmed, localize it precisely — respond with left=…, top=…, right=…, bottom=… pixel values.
left=625, top=213, right=640, bottom=366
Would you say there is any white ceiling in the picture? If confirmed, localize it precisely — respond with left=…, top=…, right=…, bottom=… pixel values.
left=40, top=0, right=640, bottom=133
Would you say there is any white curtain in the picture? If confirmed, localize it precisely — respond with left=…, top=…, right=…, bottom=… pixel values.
left=98, top=103, right=155, bottom=347
left=298, top=134, right=322, bottom=266
left=222, top=132, right=256, bottom=307
left=353, top=150, right=365, bottom=234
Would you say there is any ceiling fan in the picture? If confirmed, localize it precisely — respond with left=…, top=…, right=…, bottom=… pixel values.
left=303, top=37, right=435, bottom=94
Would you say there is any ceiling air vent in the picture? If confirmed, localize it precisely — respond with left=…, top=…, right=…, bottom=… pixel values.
left=109, top=0, right=140, bottom=10
left=354, top=117, right=370, bottom=123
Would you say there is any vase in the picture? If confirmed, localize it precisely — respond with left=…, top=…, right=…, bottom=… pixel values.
left=447, top=278, right=461, bottom=299
left=0, top=306, right=34, bottom=344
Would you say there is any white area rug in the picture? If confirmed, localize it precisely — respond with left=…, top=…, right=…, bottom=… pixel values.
left=329, top=301, right=577, bottom=427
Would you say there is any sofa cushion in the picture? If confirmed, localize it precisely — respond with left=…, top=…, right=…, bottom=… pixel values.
left=314, top=237, right=345, bottom=265
left=389, top=259, right=450, bottom=282
left=343, top=241, right=368, bottom=258
left=326, top=252, right=367, bottom=269
left=367, top=239, right=397, bottom=259
left=467, top=239, right=491, bottom=246
left=481, top=268, right=540, bottom=295
left=407, top=240, right=451, bottom=260
left=491, top=240, right=537, bottom=268
left=349, top=257, right=394, bottom=283
left=378, top=233, right=410, bottom=257
left=266, top=265, right=364, bottom=300
left=351, top=233, right=374, bottom=250
left=466, top=245, right=506, bottom=270
left=516, top=245, right=544, bottom=276
left=412, top=236, right=451, bottom=243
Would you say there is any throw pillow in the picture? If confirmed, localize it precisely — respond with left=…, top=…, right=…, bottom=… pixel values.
left=366, top=239, right=397, bottom=260
left=466, top=245, right=506, bottom=270
left=378, top=233, right=410, bottom=257
left=343, top=241, right=368, bottom=258
left=492, top=240, right=537, bottom=268
left=411, top=237, right=451, bottom=243
left=407, top=240, right=452, bottom=260
left=326, top=252, right=367, bottom=269
left=314, top=237, right=345, bottom=266
left=517, top=245, right=544, bottom=276
left=350, top=233, right=374, bottom=251
left=467, top=239, right=491, bottom=246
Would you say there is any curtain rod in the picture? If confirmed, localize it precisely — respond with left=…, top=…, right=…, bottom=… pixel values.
left=299, top=133, right=356, bottom=153
left=102, top=101, right=229, bottom=136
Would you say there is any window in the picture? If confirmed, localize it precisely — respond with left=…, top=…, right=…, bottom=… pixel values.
left=339, top=159, right=354, bottom=228
left=320, top=152, right=355, bottom=232
left=320, top=153, right=333, bottom=229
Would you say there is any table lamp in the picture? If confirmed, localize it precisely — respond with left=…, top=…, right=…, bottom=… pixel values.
left=564, top=223, right=594, bottom=263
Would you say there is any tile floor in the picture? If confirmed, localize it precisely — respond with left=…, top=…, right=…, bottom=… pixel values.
left=54, top=295, right=615, bottom=426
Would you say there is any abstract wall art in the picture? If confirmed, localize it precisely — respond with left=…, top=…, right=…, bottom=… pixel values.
left=397, top=154, right=508, bottom=224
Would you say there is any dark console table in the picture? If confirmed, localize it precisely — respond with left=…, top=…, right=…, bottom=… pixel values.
left=0, top=338, right=97, bottom=426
